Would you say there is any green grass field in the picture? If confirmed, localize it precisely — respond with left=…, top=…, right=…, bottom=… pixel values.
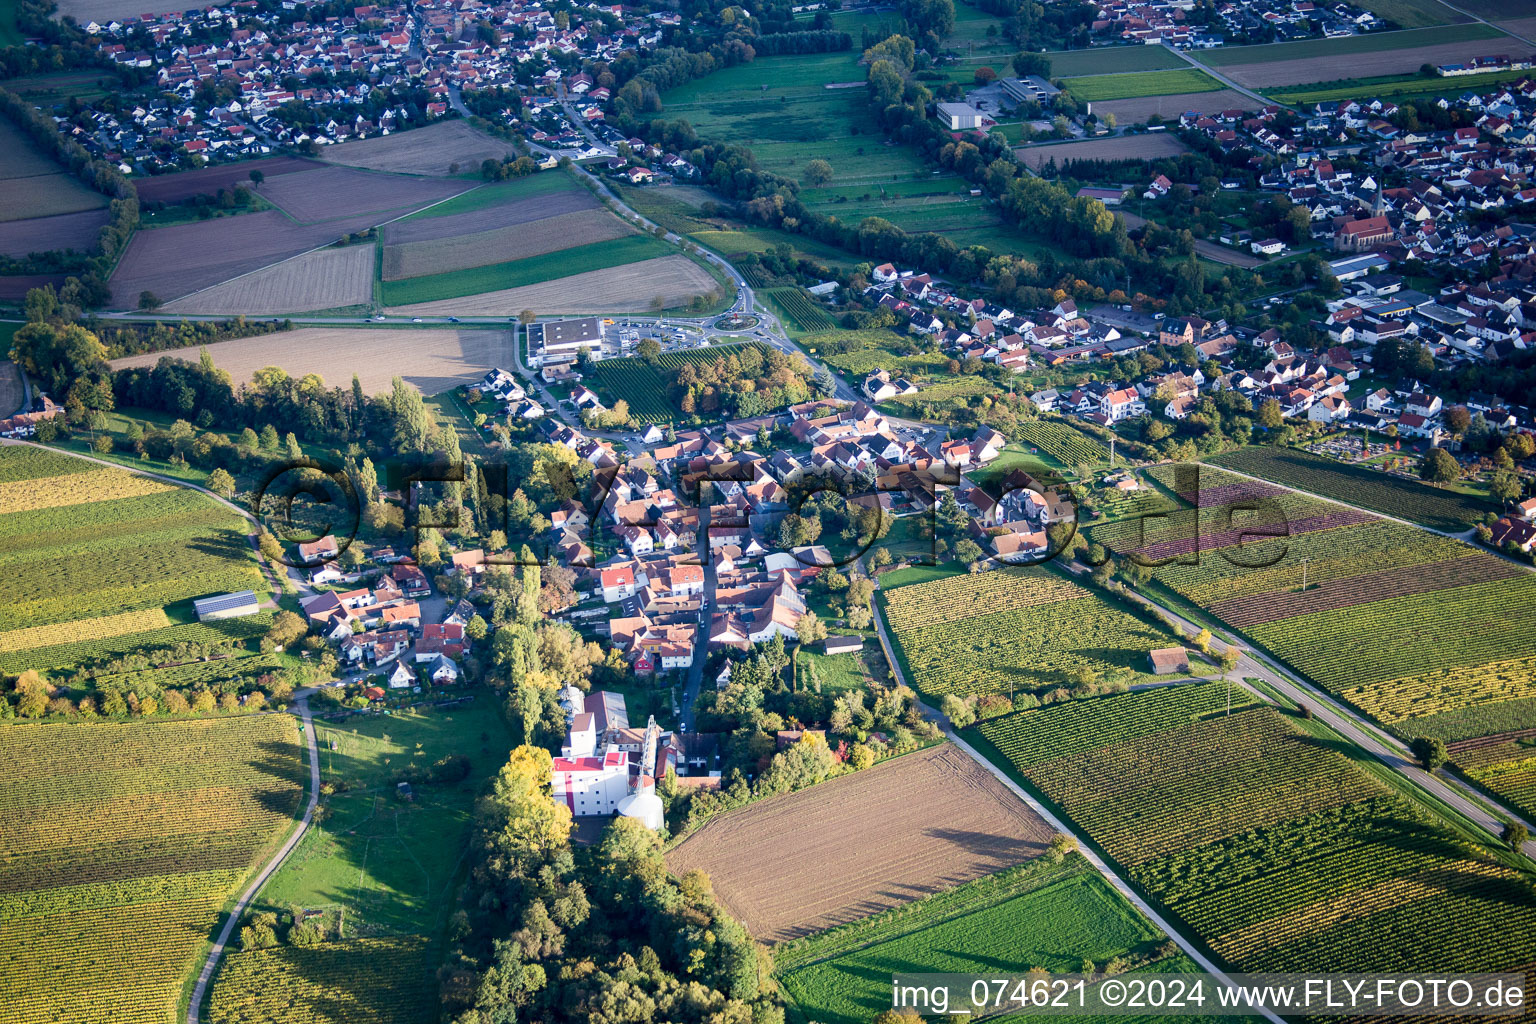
left=779, top=859, right=1166, bottom=1024
left=1354, top=0, right=1459, bottom=27
left=0, top=716, right=306, bottom=1024
left=208, top=699, right=515, bottom=1023
left=657, top=50, right=1028, bottom=251
left=1199, top=23, right=1504, bottom=65
left=1043, top=47, right=1189, bottom=76
left=381, top=233, right=671, bottom=305
left=1062, top=68, right=1225, bottom=101
left=797, top=649, right=869, bottom=693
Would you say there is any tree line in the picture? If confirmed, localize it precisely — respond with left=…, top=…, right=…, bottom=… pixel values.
left=0, top=86, right=139, bottom=302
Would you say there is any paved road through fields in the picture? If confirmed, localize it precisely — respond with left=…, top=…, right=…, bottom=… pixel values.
left=186, top=691, right=321, bottom=1024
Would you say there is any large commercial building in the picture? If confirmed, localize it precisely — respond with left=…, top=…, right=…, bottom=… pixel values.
left=529, top=317, right=604, bottom=364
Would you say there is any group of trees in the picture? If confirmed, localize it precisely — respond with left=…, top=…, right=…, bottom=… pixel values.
left=669, top=344, right=820, bottom=418
left=0, top=655, right=324, bottom=721
left=441, top=747, right=781, bottom=1024
left=0, top=86, right=138, bottom=298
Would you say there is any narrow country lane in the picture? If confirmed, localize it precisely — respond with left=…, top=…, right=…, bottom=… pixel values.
left=186, top=691, right=321, bottom=1024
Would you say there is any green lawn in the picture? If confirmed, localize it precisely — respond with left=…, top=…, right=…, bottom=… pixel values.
left=1200, top=23, right=1504, bottom=65
left=797, top=649, right=869, bottom=693
left=1353, top=0, right=1458, bottom=27
left=779, top=859, right=1164, bottom=1024
left=381, top=233, right=672, bottom=305
left=876, top=562, right=965, bottom=590
left=1062, top=68, right=1225, bottom=101
left=946, top=0, right=1014, bottom=56
left=1043, top=47, right=1189, bottom=76
left=254, top=697, right=514, bottom=935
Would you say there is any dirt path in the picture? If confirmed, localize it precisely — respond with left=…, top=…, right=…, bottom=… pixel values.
left=186, top=692, right=321, bottom=1024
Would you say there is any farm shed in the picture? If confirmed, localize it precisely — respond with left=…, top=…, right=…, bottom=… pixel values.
left=822, top=636, right=863, bottom=655
left=1148, top=647, right=1191, bottom=674
left=193, top=590, right=260, bottom=622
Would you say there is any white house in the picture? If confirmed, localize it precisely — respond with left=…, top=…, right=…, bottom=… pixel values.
left=600, top=565, right=638, bottom=603
left=553, top=715, right=631, bottom=815
left=1100, top=388, right=1144, bottom=423
left=387, top=661, right=416, bottom=689
left=1307, top=395, right=1352, bottom=423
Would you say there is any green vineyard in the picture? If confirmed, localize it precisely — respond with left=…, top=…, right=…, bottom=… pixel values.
left=975, top=685, right=1536, bottom=979
left=881, top=567, right=1176, bottom=697
left=1017, top=420, right=1110, bottom=465
left=0, top=717, right=305, bottom=1024
left=766, top=287, right=837, bottom=333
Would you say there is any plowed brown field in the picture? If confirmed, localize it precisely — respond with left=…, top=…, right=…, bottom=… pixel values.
left=162, top=245, right=374, bottom=315
left=664, top=744, right=1052, bottom=942
left=320, top=120, right=515, bottom=176
left=107, top=210, right=383, bottom=307
left=380, top=189, right=597, bottom=245
left=131, top=157, right=322, bottom=204
left=382, top=208, right=634, bottom=280
left=384, top=255, right=719, bottom=316
left=257, top=166, right=469, bottom=224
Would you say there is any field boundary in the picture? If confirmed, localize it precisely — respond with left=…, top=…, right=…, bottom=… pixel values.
left=867, top=592, right=1287, bottom=1024
left=153, top=184, right=486, bottom=312
left=186, top=696, right=321, bottom=1024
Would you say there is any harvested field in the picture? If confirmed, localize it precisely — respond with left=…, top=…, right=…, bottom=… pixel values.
left=1093, top=89, right=1261, bottom=122
left=55, top=0, right=194, bottom=20
left=131, top=157, right=321, bottom=204
left=0, top=118, right=107, bottom=223
left=1217, top=39, right=1524, bottom=88
left=385, top=255, right=719, bottom=316
left=107, top=210, right=382, bottom=307
left=0, top=208, right=108, bottom=257
left=110, top=326, right=514, bottom=396
left=320, top=120, right=515, bottom=176
left=0, top=274, right=67, bottom=302
left=256, top=165, right=470, bottom=224
left=380, top=187, right=596, bottom=245
left=1018, top=132, right=1187, bottom=169
left=162, top=245, right=374, bottom=315
left=382, top=208, right=633, bottom=280
left=664, top=744, right=1052, bottom=942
